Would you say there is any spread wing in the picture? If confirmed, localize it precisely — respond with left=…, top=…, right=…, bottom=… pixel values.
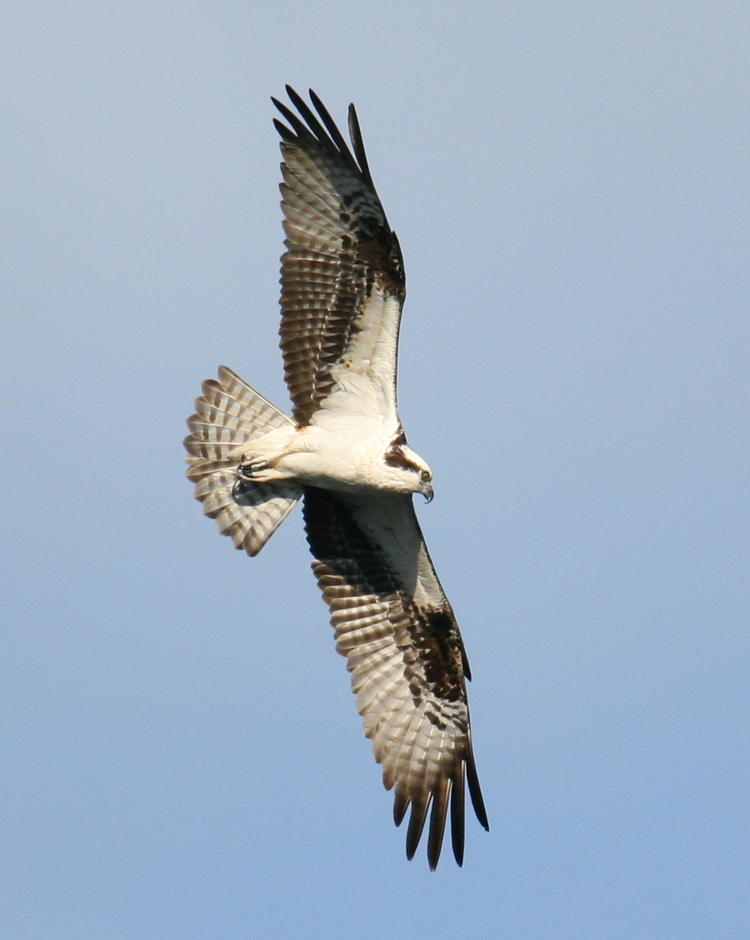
left=273, top=87, right=406, bottom=427
left=303, top=487, right=489, bottom=869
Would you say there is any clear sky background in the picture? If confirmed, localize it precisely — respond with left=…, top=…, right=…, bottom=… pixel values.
left=3, top=2, right=748, bottom=937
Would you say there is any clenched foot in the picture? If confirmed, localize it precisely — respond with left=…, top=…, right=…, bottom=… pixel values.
left=235, top=456, right=270, bottom=482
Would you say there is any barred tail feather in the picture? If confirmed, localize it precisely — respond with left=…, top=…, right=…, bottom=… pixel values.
left=184, top=365, right=301, bottom=556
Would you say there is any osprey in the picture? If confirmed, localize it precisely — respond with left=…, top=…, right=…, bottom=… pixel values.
left=184, top=86, right=488, bottom=869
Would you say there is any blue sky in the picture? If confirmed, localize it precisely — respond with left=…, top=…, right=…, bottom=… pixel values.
left=3, top=2, right=748, bottom=937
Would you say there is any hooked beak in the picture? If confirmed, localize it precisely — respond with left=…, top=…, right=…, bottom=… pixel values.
left=422, top=482, right=434, bottom=503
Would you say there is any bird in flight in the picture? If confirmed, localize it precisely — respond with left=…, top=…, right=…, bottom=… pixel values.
left=184, top=86, right=488, bottom=869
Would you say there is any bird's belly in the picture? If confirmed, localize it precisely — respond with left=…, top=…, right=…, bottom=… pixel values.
left=276, top=428, right=387, bottom=493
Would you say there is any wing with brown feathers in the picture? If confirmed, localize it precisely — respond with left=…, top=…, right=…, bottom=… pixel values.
left=302, top=486, right=489, bottom=869
left=273, top=86, right=406, bottom=426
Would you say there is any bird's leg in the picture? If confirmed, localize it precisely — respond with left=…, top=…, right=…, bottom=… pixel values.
left=233, top=426, right=306, bottom=485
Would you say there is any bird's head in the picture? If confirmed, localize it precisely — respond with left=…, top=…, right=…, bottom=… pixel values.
left=384, top=441, right=434, bottom=502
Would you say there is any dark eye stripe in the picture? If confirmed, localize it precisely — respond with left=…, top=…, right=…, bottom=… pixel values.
left=384, top=445, right=424, bottom=475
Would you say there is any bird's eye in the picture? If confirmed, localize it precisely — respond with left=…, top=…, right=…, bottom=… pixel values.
left=420, top=469, right=432, bottom=483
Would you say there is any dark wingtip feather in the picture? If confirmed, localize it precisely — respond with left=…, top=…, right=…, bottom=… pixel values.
left=405, top=798, right=429, bottom=861
left=271, top=95, right=292, bottom=125
left=284, top=86, right=330, bottom=146
left=347, top=103, right=373, bottom=186
left=272, top=96, right=312, bottom=141
left=466, top=749, right=490, bottom=832
left=393, top=789, right=409, bottom=827
left=272, top=117, right=295, bottom=143
left=427, top=784, right=450, bottom=871
left=450, top=769, right=466, bottom=866
left=308, top=88, right=353, bottom=159
left=273, top=86, right=361, bottom=176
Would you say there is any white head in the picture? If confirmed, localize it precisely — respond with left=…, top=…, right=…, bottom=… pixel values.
left=383, top=441, right=434, bottom=501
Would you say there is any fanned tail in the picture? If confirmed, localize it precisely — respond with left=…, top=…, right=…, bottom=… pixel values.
left=184, top=365, right=301, bottom=555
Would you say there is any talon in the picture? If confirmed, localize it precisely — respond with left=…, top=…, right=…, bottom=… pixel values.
left=235, top=455, right=272, bottom=483
left=235, top=461, right=255, bottom=482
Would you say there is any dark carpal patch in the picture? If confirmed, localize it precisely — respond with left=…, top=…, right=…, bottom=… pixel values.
left=303, top=487, right=466, bottom=716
